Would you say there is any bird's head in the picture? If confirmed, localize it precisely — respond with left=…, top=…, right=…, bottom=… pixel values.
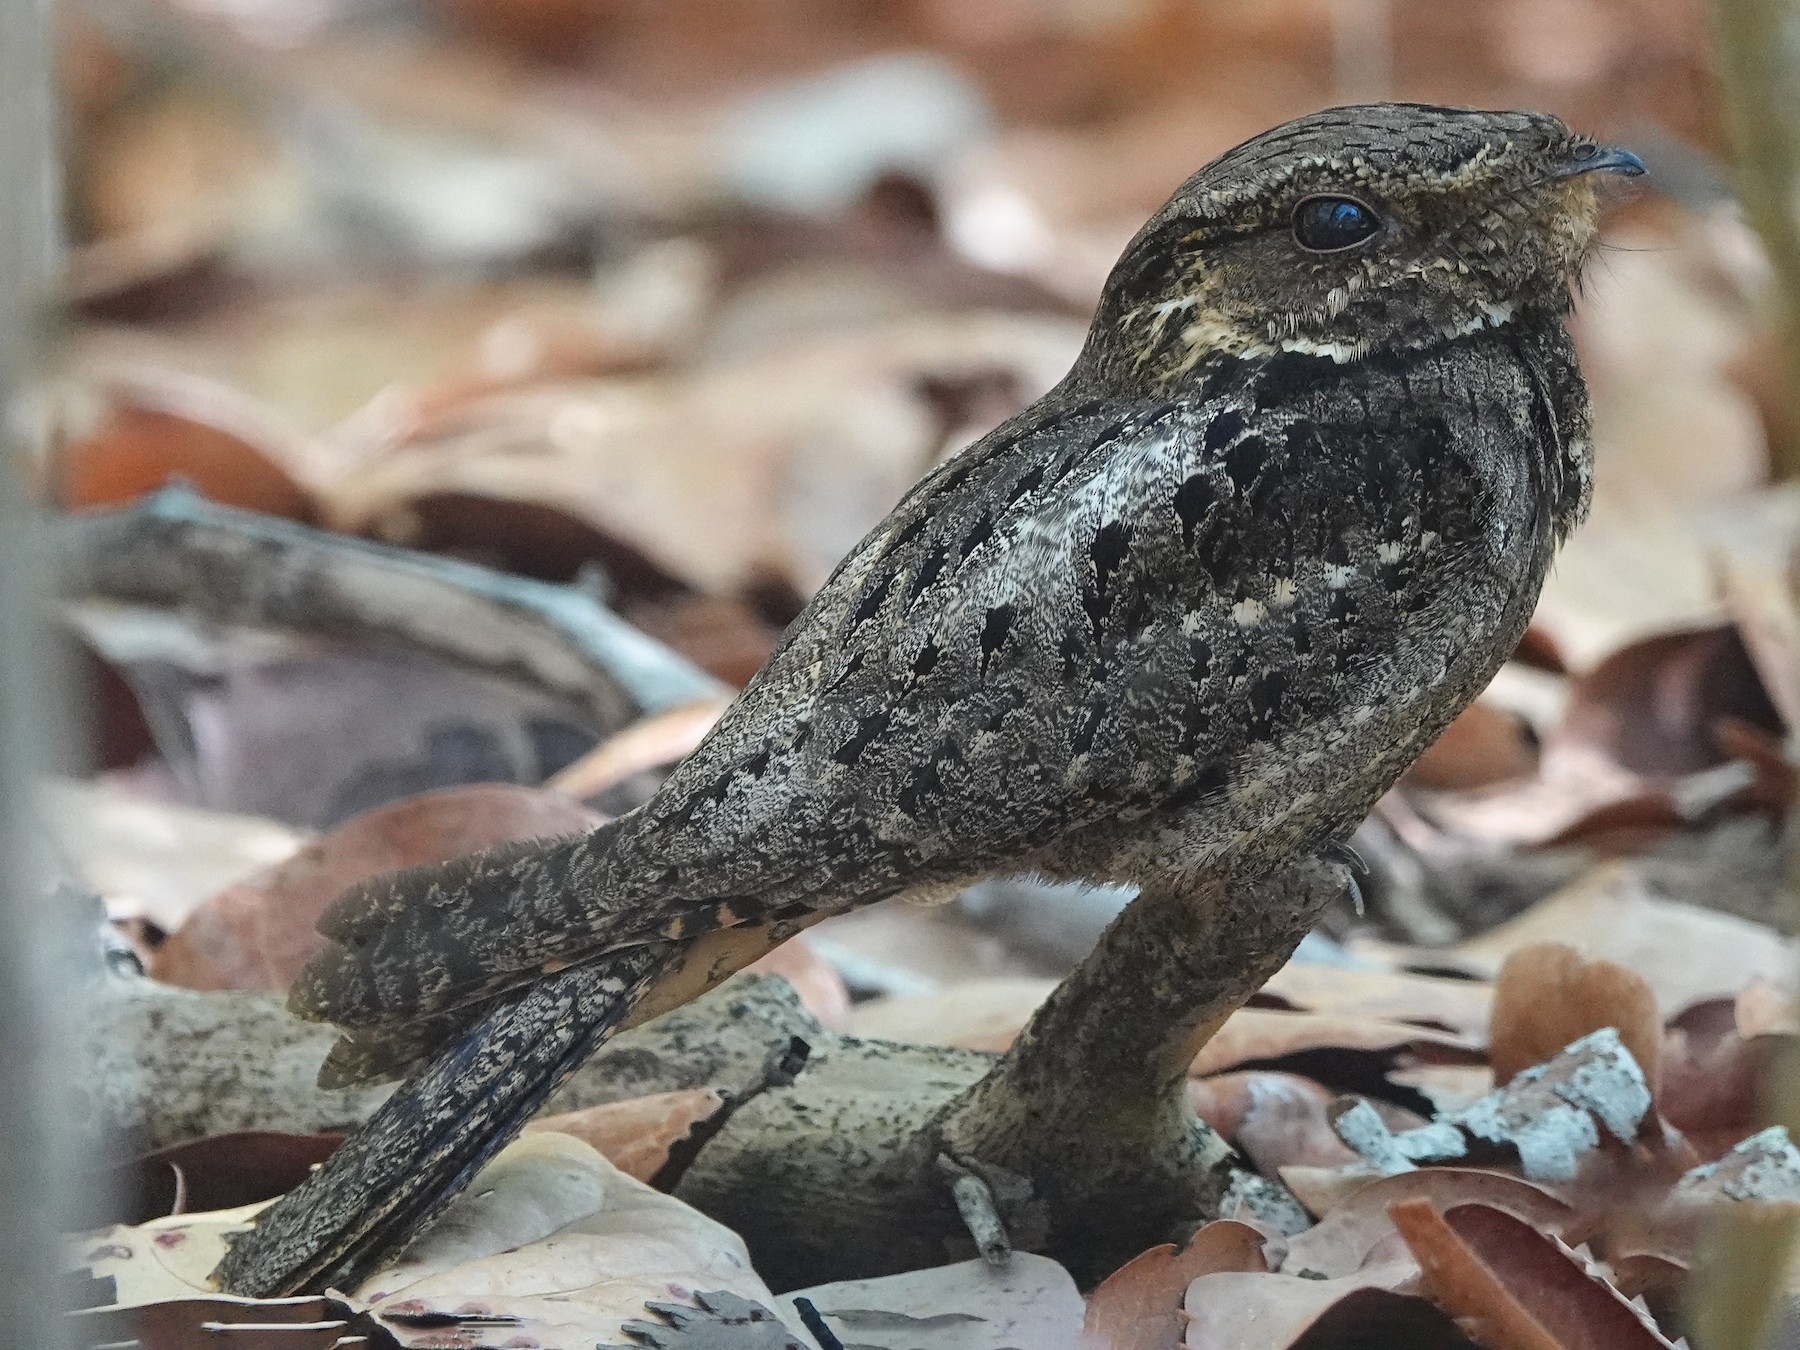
left=1088, top=103, right=1643, bottom=386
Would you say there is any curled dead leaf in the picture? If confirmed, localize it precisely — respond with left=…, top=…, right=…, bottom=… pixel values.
left=1279, top=1169, right=1573, bottom=1279
left=1390, top=1200, right=1679, bottom=1348
left=1659, top=998, right=1780, bottom=1158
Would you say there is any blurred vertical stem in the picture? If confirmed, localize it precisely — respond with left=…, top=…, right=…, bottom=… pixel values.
left=1700, top=10, right=1800, bottom=1347
left=1715, top=0, right=1800, bottom=479
left=0, top=1, right=82, bottom=1347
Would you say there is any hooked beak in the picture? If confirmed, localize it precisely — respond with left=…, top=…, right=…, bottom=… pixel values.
left=1554, top=143, right=1648, bottom=179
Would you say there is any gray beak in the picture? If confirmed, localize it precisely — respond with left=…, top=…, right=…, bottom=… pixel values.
left=1556, top=143, right=1648, bottom=179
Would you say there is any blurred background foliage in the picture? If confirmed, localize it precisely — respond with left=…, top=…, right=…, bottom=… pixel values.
left=41, top=0, right=1783, bottom=790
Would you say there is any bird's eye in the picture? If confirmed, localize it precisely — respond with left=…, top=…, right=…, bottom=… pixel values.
left=1291, top=195, right=1381, bottom=253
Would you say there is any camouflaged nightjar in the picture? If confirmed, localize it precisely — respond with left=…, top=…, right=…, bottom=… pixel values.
left=217, top=102, right=1640, bottom=1298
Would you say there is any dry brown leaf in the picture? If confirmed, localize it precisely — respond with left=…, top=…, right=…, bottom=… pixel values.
left=547, top=698, right=730, bottom=801
left=1658, top=998, right=1780, bottom=1158
left=1552, top=626, right=1781, bottom=779
left=76, top=1203, right=267, bottom=1307
left=1260, top=961, right=1493, bottom=1042
left=846, top=984, right=1484, bottom=1083
left=1390, top=1201, right=1679, bottom=1349
left=1189, top=1008, right=1485, bottom=1079
left=845, top=977, right=1056, bottom=1049
left=1278, top=1169, right=1573, bottom=1279
left=1489, top=943, right=1661, bottom=1093
left=527, top=1090, right=728, bottom=1183
left=69, top=606, right=611, bottom=829
left=71, top=1294, right=375, bottom=1350
left=785, top=1254, right=1083, bottom=1349
left=151, top=783, right=603, bottom=991
left=1536, top=223, right=1765, bottom=668
left=1737, top=979, right=1798, bottom=1036
left=1283, top=1288, right=1480, bottom=1349
left=1183, top=1246, right=1421, bottom=1350
left=1188, top=1073, right=1361, bottom=1177
left=627, top=594, right=785, bottom=686
left=76, top=1134, right=811, bottom=1345
left=1455, top=864, right=1800, bottom=1016
left=1714, top=483, right=1800, bottom=728
left=1406, top=701, right=1538, bottom=791
left=1410, top=747, right=1677, bottom=854
left=107, top=1132, right=344, bottom=1227
left=52, top=369, right=317, bottom=520
left=73, top=270, right=684, bottom=464
left=357, top=1134, right=807, bottom=1345
left=1080, top=1222, right=1269, bottom=1350
left=49, top=780, right=305, bottom=935
left=326, top=315, right=1082, bottom=597
left=744, top=935, right=851, bottom=1029
left=75, top=82, right=280, bottom=262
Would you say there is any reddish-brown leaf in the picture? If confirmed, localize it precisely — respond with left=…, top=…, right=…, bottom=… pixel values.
left=1489, top=944, right=1661, bottom=1094
left=1284, top=1288, right=1481, bottom=1349
left=1406, top=701, right=1538, bottom=791
left=1082, top=1222, right=1268, bottom=1350
left=104, top=1132, right=343, bottom=1227
left=1553, top=626, right=1782, bottom=779
left=527, top=1090, right=729, bottom=1184
left=1390, top=1200, right=1678, bottom=1348
left=55, top=377, right=316, bottom=522
left=1658, top=998, right=1778, bottom=1158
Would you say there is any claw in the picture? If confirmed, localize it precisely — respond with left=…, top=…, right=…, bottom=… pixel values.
left=1322, top=840, right=1368, bottom=916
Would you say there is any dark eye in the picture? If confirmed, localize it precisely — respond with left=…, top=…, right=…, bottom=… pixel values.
left=1292, top=195, right=1381, bottom=253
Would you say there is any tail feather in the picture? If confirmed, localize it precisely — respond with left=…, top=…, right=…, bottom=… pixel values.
left=290, top=827, right=629, bottom=1033
left=314, top=1005, right=486, bottom=1090
left=214, top=949, right=667, bottom=1298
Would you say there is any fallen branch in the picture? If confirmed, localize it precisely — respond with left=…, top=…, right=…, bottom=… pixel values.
left=207, top=857, right=1342, bottom=1294
left=84, top=854, right=1340, bottom=1293
left=80, top=962, right=822, bottom=1152
left=675, top=858, right=1341, bottom=1287
left=57, top=485, right=724, bottom=734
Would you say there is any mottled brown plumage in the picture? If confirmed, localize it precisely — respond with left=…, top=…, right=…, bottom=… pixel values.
left=215, top=102, right=1640, bottom=1295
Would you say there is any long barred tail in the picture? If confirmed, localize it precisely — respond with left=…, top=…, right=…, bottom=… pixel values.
left=288, top=828, right=630, bottom=1051
left=212, top=949, right=667, bottom=1297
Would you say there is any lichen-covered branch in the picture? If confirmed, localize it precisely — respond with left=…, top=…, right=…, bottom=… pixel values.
left=82, top=966, right=822, bottom=1152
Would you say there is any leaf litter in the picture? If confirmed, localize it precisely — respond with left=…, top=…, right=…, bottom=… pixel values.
left=47, top=0, right=1800, bottom=1345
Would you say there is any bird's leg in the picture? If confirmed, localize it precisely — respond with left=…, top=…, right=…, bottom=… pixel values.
left=930, top=853, right=1351, bottom=1278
